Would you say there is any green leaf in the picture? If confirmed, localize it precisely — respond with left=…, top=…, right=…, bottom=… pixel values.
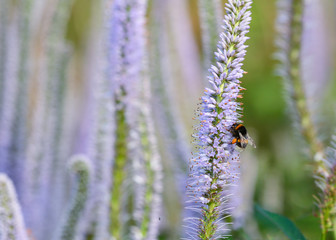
left=254, top=204, right=306, bottom=240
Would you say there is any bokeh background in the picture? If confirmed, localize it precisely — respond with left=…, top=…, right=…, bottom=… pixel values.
left=1, top=0, right=336, bottom=239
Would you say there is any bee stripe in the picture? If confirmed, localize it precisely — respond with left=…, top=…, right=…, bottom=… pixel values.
left=235, top=124, right=243, bottom=130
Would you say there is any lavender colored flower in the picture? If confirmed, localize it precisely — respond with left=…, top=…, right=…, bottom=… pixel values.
left=301, top=0, right=332, bottom=119
left=149, top=1, right=191, bottom=237
left=22, top=1, right=75, bottom=238
left=183, top=0, right=252, bottom=239
left=110, top=0, right=148, bottom=100
left=136, top=73, right=163, bottom=240
left=87, top=5, right=115, bottom=240
left=198, top=0, right=223, bottom=74
left=0, top=0, right=20, bottom=179
left=274, top=0, right=325, bottom=161
left=109, top=0, right=155, bottom=238
left=0, top=174, right=28, bottom=240
left=0, top=0, right=6, bottom=110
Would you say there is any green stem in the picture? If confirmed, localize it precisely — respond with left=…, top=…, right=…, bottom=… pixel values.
left=139, top=105, right=159, bottom=237
left=110, top=99, right=128, bottom=240
left=59, top=156, right=91, bottom=240
left=333, top=217, right=336, bottom=240
left=289, top=0, right=325, bottom=161
left=321, top=210, right=327, bottom=240
left=287, top=0, right=330, bottom=237
left=140, top=118, right=152, bottom=236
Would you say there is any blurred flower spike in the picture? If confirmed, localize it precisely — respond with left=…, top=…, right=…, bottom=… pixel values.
left=184, top=0, right=253, bottom=239
left=317, top=135, right=336, bottom=237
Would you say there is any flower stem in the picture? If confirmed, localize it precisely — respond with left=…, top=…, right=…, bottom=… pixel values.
left=288, top=0, right=325, bottom=162
left=110, top=99, right=128, bottom=240
left=285, top=0, right=331, bottom=235
left=58, top=156, right=91, bottom=240
left=199, top=188, right=221, bottom=239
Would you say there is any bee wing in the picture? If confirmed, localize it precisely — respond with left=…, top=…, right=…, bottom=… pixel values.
left=238, top=132, right=256, bottom=148
left=247, top=134, right=256, bottom=148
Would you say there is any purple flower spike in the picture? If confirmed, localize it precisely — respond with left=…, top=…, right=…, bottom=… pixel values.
left=198, top=0, right=223, bottom=75
left=0, top=174, right=28, bottom=240
left=183, top=0, right=252, bottom=239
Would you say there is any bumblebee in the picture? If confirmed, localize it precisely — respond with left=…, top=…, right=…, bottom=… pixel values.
left=230, top=123, right=256, bottom=149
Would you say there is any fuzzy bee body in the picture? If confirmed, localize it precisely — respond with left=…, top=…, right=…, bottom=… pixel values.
left=230, top=123, right=256, bottom=149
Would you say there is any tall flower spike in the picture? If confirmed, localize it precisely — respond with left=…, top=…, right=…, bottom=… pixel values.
left=136, top=66, right=163, bottom=240
left=0, top=174, right=28, bottom=240
left=109, top=0, right=149, bottom=238
left=149, top=1, right=190, bottom=237
left=0, top=0, right=20, bottom=178
left=318, top=135, right=336, bottom=239
left=275, top=0, right=331, bottom=237
left=316, top=135, right=336, bottom=240
left=274, top=0, right=325, bottom=161
left=183, top=0, right=252, bottom=239
left=5, top=0, right=34, bottom=200
left=87, top=2, right=115, bottom=239
left=54, top=155, right=92, bottom=240
left=198, top=0, right=223, bottom=76
left=301, top=0, right=332, bottom=121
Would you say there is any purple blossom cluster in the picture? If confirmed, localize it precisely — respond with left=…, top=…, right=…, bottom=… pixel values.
left=109, top=0, right=147, bottom=102
left=108, top=0, right=163, bottom=239
left=184, top=0, right=252, bottom=238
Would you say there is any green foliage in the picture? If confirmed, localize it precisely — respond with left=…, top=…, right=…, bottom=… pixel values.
left=254, top=204, right=306, bottom=240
